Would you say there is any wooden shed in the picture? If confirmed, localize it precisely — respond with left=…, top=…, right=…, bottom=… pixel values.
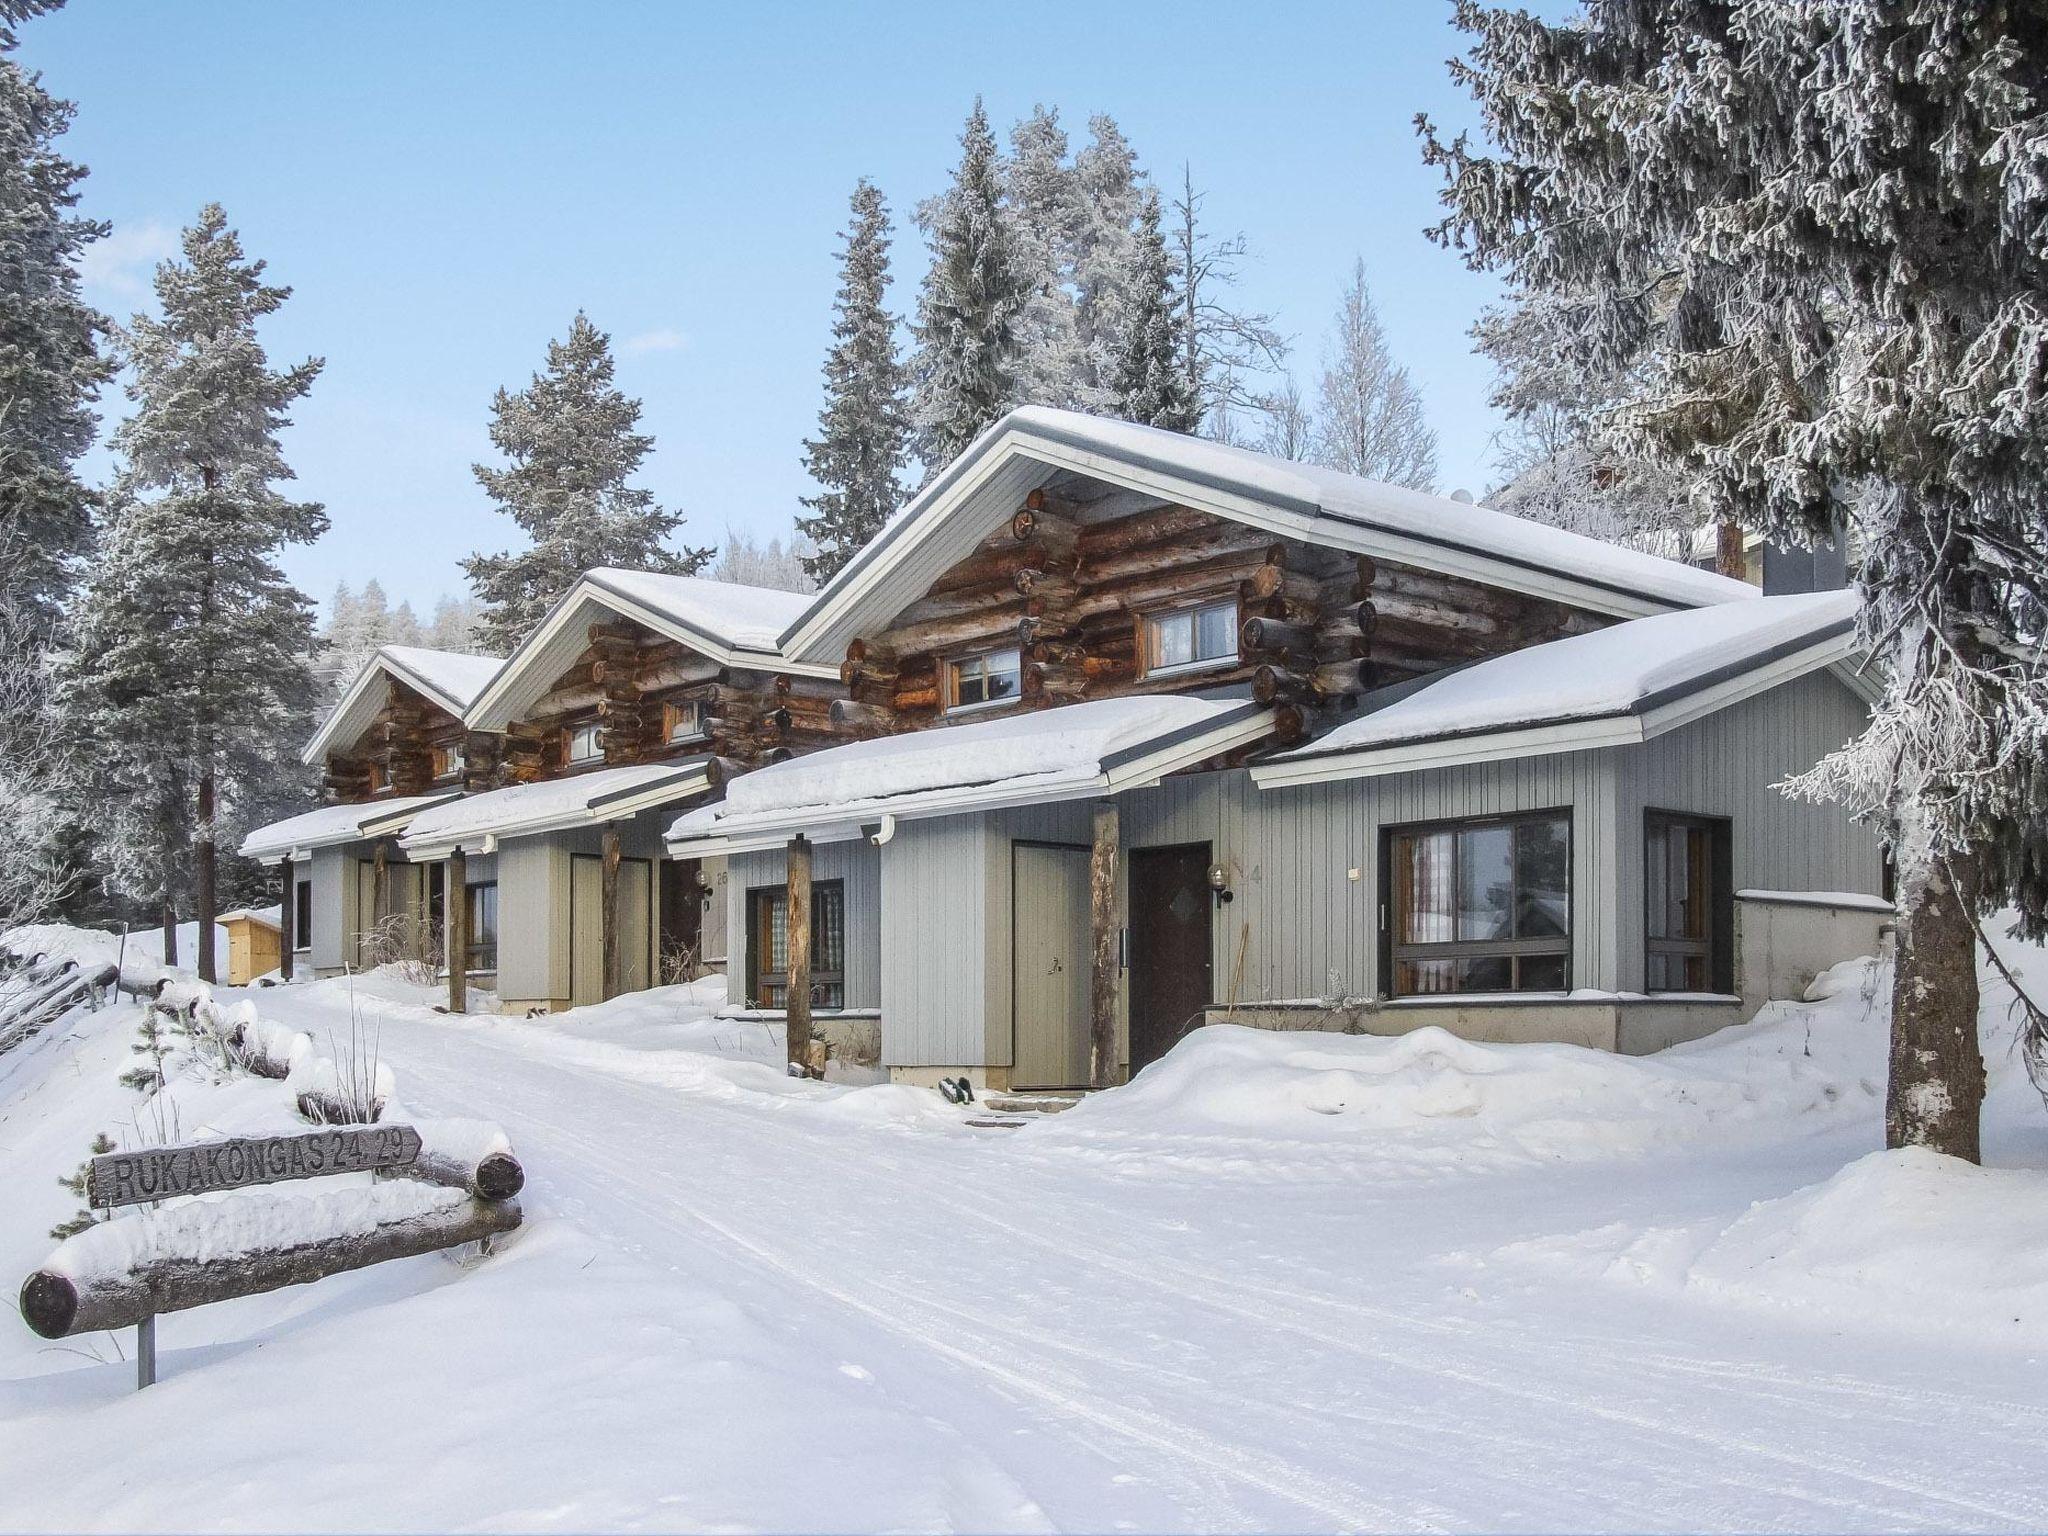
left=218, top=908, right=283, bottom=986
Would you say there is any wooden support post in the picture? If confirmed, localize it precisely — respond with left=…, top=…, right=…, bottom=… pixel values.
left=786, top=833, right=812, bottom=1074
left=446, top=847, right=467, bottom=1014
left=277, top=855, right=294, bottom=983
left=372, top=843, right=389, bottom=933
left=600, top=825, right=622, bottom=1002
left=1089, top=799, right=1121, bottom=1090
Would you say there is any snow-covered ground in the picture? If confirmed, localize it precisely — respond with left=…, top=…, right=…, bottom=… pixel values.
left=1, top=934, right=2045, bottom=1531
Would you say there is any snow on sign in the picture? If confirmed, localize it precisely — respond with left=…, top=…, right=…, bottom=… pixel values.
left=88, top=1125, right=423, bottom=1208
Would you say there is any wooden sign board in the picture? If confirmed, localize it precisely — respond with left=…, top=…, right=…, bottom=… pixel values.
left=89, top=1125, right=423, bottom=1209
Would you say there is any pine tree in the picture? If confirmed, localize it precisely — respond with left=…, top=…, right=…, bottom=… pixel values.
left=910, top=99, right=1030, bottom=475
left=1312, top=258, right=1436, bottom=489
left=465, top=313, right=709, bottom=651
left=1004, top=105, right=1085, bottom=409
left=1423, top=0, right=2048, bottom=1160
left=797, top=179, right=910, bottom=583
left=65, top=205, right=324, bottom=982
left=0, top=0, right=111, bottom=637
left=1111, top=191, right=1199, bottom=432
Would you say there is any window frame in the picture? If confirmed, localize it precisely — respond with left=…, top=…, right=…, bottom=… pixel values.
left=662, top=698, right=705, bottom=745
left=430, top=741, right=464, bottom=782
left=464, top=880, right=499, bottom=974
left=367, top=759, right=391, bottom=793
left=745, top=878, right=847, bottom=1011
left=1141, top=595, right=1241, bottom=679
left=563, top=719, right=604, bottom=766
left=943, top=648, right=1023, bottom=714
left=1378, top=808, right=1574, bottom=999
left=293, top=877, right=312, bottom=954
left=1642, top=809, right=1734, bottom=994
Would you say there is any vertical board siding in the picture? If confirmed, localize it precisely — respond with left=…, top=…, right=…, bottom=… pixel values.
left=308, top=845, right=346, bottom=973
left=1611, top=670, right=1880, bottom=992
left=493, top=837, right=561, bottom=1003
left=879, top=817, right=991, bottom=1066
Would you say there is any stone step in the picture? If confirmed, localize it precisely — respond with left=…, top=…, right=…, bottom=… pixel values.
left=978, top=1093, right=1084, bottom=1116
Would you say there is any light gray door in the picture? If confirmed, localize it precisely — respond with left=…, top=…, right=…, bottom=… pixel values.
left=571, top=854, right=653, bottom=1006
left=1012, top=843, right=1091, bottom=1089
left=618, top=858, right=652, bottom=995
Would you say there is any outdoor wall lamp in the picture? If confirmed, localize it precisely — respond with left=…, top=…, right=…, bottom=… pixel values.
left=1208, top=863, right=1235, bottom=905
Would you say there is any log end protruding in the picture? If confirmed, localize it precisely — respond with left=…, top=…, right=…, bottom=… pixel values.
left=19, top=1269, right=77, bottom=1340
left=473, top=1152, right=525, bottom=1204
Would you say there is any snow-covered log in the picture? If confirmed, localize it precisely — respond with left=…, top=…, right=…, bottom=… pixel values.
left=19, top=1181, right=522, bottom=1339
left=402, top=1118, right=524, bottom=1202
left=225, top=1017, right=313, bottom=1080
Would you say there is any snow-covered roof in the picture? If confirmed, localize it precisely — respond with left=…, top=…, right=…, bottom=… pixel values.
left=240, top=793, right=461, bottom=863
left=400, top=760, right=715, bottom=858
left=1254, top=590, right=1862, bottom=787
left=779, top=407, right=1759, bottom=666
left=217, top=905, right=282, bottom=930
left=669, top=696, right=1277, bottom=854
left=465, top=570, right=829, bottom=732
left=303, top=645, right=506, bottom=766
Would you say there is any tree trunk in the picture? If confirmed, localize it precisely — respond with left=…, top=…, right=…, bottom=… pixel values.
left=1089, top=799, right=1121, bottom=1089
left=1716, top=517, right=1747, bottom=580
left=446, top=847, right=467, bottom=1014
left=195, top=769, right=217, bottom=984
left=278, top=855, right=294, bottom=982
left=785, top=833, right=812, bottom=1074
left=600, top=825, right=622, bottom=1002
left=161, top=892, right=177, bottom=966
left=1887, top=846, right=1985, bottom=1161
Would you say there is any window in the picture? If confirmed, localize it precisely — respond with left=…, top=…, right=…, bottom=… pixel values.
left=946, top=649, right=1021, bottom=712
left=1385, top=812, right=1571, bottom=996
left=431, top=742, right=464, bottom=781
left=564, top=720, right=603, bottom=765
left=464, top=882, right=499, bottom=973
left=293, top=878, right=312, bottom=952
left=747, top=880, right=845, bottom=1010
left=367, top=760, right=390, bottom=792
left=1645, top=812, right=1732, bottom=992
left=1144, top=599, right=1238, bottom=676
left=663, top=699, right=704, bottom=744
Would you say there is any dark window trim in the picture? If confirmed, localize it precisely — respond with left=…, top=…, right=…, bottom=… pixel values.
left=293, top=876, right=313, bottom=953
left=464, top=879, right=500, bottom=974
left=1642, top=808, right=1735, bottom=994
left=746, top=878, right=847, bottom=1010
left=1377, top=807, right=1574, bottom=1000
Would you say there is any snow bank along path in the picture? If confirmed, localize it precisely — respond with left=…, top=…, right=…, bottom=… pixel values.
left=4, top=956, right=2046, bottom=1531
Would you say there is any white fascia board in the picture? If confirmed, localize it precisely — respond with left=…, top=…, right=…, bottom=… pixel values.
left=1251, top=715, right=1646, bottom=789
left=301, top=661, right=387, bottom=766
left=1636, top=633, right=1858, bottom=740
left=403, top=772, right=710, bottom=861
left=246, top=793, right=461, bottom=864
left=667, top=707, right=1275, bottom=854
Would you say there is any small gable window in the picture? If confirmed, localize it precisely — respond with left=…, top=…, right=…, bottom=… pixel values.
left=564, top=721, right=604, bottom=765
left=663, top=699, right=704, bottom=744
left=431, top=743, right=464, bottom=781
left=947, top=649, right=1021, bottom=712
left=1145, top=599, right=1238, bottom=676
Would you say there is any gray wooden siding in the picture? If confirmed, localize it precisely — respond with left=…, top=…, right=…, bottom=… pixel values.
left=494, top=809, right=673, bottom=1006
left=726, top=837, right=882, bottom=1013
left=307, top=846, right=346, bottom=973
left=1610, top=669, right=1880, bottom=991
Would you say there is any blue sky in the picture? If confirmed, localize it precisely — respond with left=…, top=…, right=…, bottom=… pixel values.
left=33, top=1, right=1512, bottom=617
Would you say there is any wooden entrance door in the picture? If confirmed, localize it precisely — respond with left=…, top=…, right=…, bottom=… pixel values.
left=1011, top=842, right=1092, bottom=1089
left=571, top=853, right=653, bottom=1007
left=1129, top=843, right=1213, bottom=1074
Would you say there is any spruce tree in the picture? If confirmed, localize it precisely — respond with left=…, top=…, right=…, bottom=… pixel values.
left=1004, top=105, right=1085, bottom=410
left=1070, top=115, right=1146, bottom=405
left=66, top=205, right=324, bottom=980
left=0, top=0, right=111, bottom=635
left=1111, top=191, right=1199, bottom=432
left=1423, top=0, right=2048, bottom=1159
left=465, top=313, right=708, bottom=651
left=910, top=99, right=1029, bottom=475
left=797, top=179, right=910, bottom=584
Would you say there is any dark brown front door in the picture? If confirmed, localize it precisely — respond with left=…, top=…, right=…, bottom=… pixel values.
left=1128, top=843, right=1213, bottom=1074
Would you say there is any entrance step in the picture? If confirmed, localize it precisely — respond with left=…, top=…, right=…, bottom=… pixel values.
left=979, top=1093, right=1084, bottom=1116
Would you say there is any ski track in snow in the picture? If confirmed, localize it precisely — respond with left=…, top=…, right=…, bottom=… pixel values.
left=364, top=1009, right=2047, bottom=1534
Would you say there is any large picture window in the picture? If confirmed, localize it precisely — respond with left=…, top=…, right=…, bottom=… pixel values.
left=1144, top=598, right=1238, bottom=676
left=1385, top=812, right=1571, bottom=996
left=747, top=880, right=845, bottom=1009
left=1645, top=812, right=1732, bottom=992
left=946, top=649, right=1020, bottom=712
left=465, top=881, right=499, bottom=973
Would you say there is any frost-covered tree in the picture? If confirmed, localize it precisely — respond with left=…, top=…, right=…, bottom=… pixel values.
left=0, top=597, right=75, bottom=929
left=427, top=592, right=481, bottom=653
left=1311, top=259, right=1436, bottom=488
left=1423, top=0, right=2048, bottom=1160
left=0, top=0, right=111, bottom=634
left=712, top=525, right=816, bottom=594
left=1258, top=375, right=1316, bottom=462
left=910, top=99, right=1029, bottom=475
left=66, top=206, right=324, bottom=978
left=465, top=313, right=709, bottom=650
left=798, top=179, right=909, bottom=583
left=1004, top=106, right=1086, bottom=410
left=1486, top=402, right=1692, bottom=559
left=1171, top=167, right=1288, bottom=433
left=1069, top=114, right=1146, bottom=408
left=1111, top=190, right=1198, bottom=432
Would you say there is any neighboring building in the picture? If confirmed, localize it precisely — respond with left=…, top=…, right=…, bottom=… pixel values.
left=218, top=907, right=282, bottom=986
left=247, top=408, right=1886, bottom=1091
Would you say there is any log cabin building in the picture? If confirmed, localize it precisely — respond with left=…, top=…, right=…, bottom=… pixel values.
left=250, top=408, right=1889, bottom=1089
